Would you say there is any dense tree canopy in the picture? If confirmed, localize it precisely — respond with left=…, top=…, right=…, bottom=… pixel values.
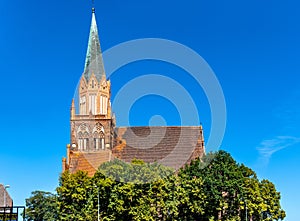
left=25, top=191, right=57, bottom=221
left=25, top=151, right=286, bottom=221
left=180, top=151, right=286, bottom=221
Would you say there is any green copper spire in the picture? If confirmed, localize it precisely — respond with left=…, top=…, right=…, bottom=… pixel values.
left=83, top=8, right=105, bottom=82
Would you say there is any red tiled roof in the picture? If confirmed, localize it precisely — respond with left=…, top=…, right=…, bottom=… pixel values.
left=67, top=126, right=205, bottom=176
left=69, top=150, right=112, bottom=176
left=113, top=126, right=205, bottom=170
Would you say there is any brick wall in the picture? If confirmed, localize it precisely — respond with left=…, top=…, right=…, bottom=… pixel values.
left=0, top=184, right=12, bottom=207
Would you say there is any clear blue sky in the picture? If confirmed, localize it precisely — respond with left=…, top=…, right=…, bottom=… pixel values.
left=0, top=0, right=299, bottom=220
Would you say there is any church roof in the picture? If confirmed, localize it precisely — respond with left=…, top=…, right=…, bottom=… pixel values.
left=69, top=150, right=112, bottom=177
left=83, top=8, right=106, bottom=83
left=66, top=126, right=205, bottom=176
left=113, top=126, right=205, bottom=170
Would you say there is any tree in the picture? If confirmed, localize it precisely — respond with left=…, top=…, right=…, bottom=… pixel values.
left=181, top=151, right=244, bottom=220
left=97, top=159, right=178, bottom=220
left=180, top=150, right=286, bottom=221
left=25, top=151, right=286, bottom=221
left=259, top=179, right=286, bottom=221
left=56, top=170, right=95, bottom=221
left=177, top=174, right=207, bottom=220
left=98, top=158, right=173, bottom=184
left=25, top=191, right=57, bottom=221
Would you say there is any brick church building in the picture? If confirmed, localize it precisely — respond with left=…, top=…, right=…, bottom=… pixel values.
left=62, top=8, right=205, bottom=176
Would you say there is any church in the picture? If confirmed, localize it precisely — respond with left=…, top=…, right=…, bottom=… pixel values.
left=62, top=8, right=205, bottom=176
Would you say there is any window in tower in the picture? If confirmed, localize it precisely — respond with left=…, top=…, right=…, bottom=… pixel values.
left=83, top=138, right=86, bottom=150
left=100, top=96, right=102, bottom=114
left=83, top=138, right=89, bottom=150
left=104, top=96, right=107, bottom=115
left=94, top=138, right=99, bottom=150
left=93, top=130, right=104, bottom=150
left=101, top=138, right=105, bottom=149
left=89, top=94, right=96, bottom=114
left=93, top=131, right=100, bottom=150
left=77, top=132, right=83, bottom=150
left=93, top=138, right=105, bottom=150
left=100, top=96, right=108, bottom=115
left=78, top=138, right=83, bottom=150
left=82, top=131, right=89, bottom=151
left=77, top=124, right=90, bottom=151
left=92, top=80, right=95, bottom=88
left=80, top=96, right=86, bottom=115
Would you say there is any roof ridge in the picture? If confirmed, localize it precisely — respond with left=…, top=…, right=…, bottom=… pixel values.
left=116, top=126, right=201, bottom=128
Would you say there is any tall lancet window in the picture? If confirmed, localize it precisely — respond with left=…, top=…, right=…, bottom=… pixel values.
left=83, top=132, right=89, bottom=151
left=80, top=96, right=86, bottom=115
left=93, top=132, right=105, bottom=150
left=77, top=124, right=90, bottom=151
left=100, top=95, right=107, bottom=115
left=78, top=132, right=89, bottom=151
left=101, top=136, right=105, bottom=149
left=78, top=132, right=83, bottom=150
left=89, top=94, right=96, bottom=114
left=93, top=123, right=105, bottom=150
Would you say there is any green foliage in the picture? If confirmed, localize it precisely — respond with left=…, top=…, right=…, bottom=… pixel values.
left=25, top=191, right=57, bottom=221
left=99, top=158, right=173, bottom=184
left=180, top=150, right=286, bottom=221
left=96, top=159, right=183, bottom=220
left=181, top=151, right=243, bottom=219
left=259, top=179, right=286, bottom=220
left=56, top=170, right=95, bottom=220
left=25, top=151, right=286, bottom=221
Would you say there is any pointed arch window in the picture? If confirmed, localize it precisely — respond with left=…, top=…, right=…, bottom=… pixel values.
left=77, top=123, right=90, bottom=151
left=80, top=96, right=86, bottom=115
left=78, top=132, right=83, bottom=150
left=100, top=95, right=108, bottom=115
left=89, top=94, right=96, bottom=114
left=93, top=132, right=105, bottom=150
left=92, top=123, right=105, bottom=150
left=83, top=132, right=89, bottom=150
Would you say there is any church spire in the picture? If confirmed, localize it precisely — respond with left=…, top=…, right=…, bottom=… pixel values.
left=83, top=7, right=106, bottom=83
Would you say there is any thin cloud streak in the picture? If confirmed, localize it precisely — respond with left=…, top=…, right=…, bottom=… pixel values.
left=257, top=136, right=300, bottom=165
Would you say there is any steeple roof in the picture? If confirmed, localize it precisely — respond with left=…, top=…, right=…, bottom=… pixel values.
left=83, top=8, right=105, bottom=82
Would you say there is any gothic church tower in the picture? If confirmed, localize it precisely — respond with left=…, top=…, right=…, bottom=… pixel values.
left=63, top=7, right=205, bottom=176
left=69, top=8, right=115, bottom=153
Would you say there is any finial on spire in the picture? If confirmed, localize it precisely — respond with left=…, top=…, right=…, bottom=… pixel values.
left=92, top=0, right=95, bottom=13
